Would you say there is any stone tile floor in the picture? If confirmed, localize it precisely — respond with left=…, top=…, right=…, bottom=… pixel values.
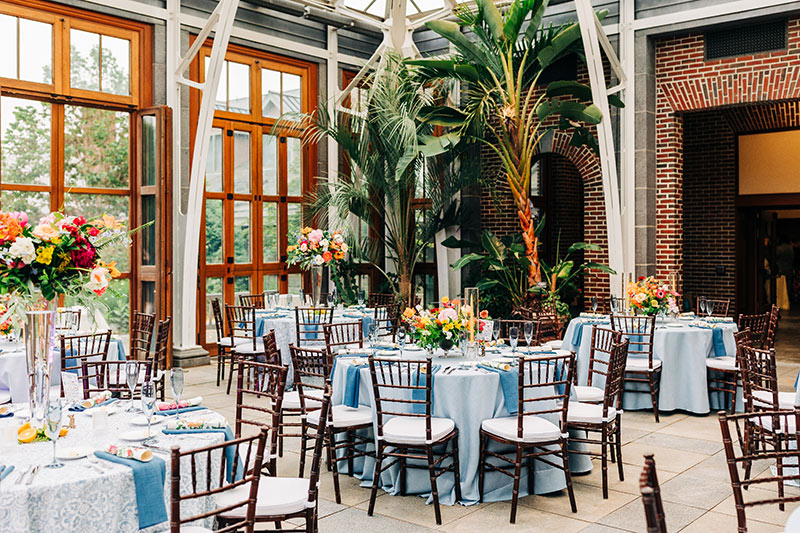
left=182, top=320, right=800, bottom=532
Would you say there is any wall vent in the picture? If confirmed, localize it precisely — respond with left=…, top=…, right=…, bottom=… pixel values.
left=705, top=19, right=787, bottom=60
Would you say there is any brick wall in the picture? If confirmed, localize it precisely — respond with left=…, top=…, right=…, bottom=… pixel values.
left=548, top=154, right=584, bottom=264
left=655, top=18, right=800, bottom=302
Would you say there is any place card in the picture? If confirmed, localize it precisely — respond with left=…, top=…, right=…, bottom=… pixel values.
left=61, top=372, right=82, bottom=404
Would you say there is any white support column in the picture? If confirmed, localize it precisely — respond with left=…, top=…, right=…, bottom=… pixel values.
left=177, top=0, right=240, bottom=350
left=574, top=0, right=624, bottom=295
left=619, top=0, right=636, bottom=284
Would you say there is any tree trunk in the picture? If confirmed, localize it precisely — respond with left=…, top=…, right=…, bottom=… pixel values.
left=510, top=174, right=541, bottom=288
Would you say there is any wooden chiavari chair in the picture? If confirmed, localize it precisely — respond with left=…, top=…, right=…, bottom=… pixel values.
left=719, top=409, right=800, bottom=532
left=706, top=327, right=750, bottom=414
left=498, top=319, right=526, bottom=343
left=60, top=330, right=112, bottom=399
left=170, top=428, right=269, bottom=533
left=152, top=317, right=171, bottom=401
left=292, top=344, right=372, bottom=505
left=239, top=293, right=267, bottom=309
left=235, top=360, right=286, bottom=476
left=738, top=312, right=770, bottom=349
left=277, top=345, right=328, bottom=458
left=294, top=307, right=334, bottom=348
left=574, top=326, right=623, bottom=403
left=55, top=308, right=81, bottom=333
left=764, top=304, right=780, bottom=350
left=568, top=339, right=628, bottom=499
left=131, top=311, right=155, bottom=361
left=79, top=359, right=153, bottom=400
left=260, top=329, right=282, bottom=366
left=368, top=292, right=394, bottom=308
left=639, top=454, right=667, bottom=533
left=211, top=298, right=237, bottom=387
left=611, top=314, right=661, bottom=422
left=226, top=305, right=265, bottom=395
left=479, top=352, right=577, bottom=522
left=368, top=356, right=461, bottom=525
left=533, top=315, right=561, bottom=345
left=323, top=321, right=363, bottom=357
left=696, top=297, right=731, bottom=318
left=373, top=304, right=396, bottom=340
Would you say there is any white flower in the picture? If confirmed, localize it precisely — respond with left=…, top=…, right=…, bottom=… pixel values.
left=341, top=243, right=348, bottom=252
left=313, top=255, right=324, bottom=266
left=333, top=234, right=344, bottom=244
left=299, top=243, right=308, bottom=252
left=8, top=237, right=35, bottom=264
left=85, top=266, right=110, bottom=294
left=444, top=330, right=452, bottom=339
left=320, top=239, right=329, bottom=248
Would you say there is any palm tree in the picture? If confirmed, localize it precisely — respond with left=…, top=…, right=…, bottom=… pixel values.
left=296, top=53, right=480, bottom=306
left=408, top=0, right=621, bottom=287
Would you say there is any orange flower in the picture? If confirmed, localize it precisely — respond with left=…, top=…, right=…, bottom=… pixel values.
left=334, top=251, right=344, bottom=260
left=479, top=310, right=488, bottom=319
left=322, top=251, right=333, bottom=263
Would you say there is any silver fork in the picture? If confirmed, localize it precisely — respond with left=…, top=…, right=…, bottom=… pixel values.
left=15, top=465, right=32, bottom=484
left=25, top=465, right=40, bottom=485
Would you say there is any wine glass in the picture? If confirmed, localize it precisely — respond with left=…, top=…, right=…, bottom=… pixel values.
left=357, top=290, right=365, bottom=308
left=326, top=293, right=334, bottom=307
left=366, top=323, right=377, bottom=349
left=706, top=299, right=714, bottom=318
left=397, top=326, right=406, bottom=356
left=523, top=321, right=534, bottom=354
left=170, top=368, right=185, bottom=422
left=698, top=297, right=706, bottom=317
left=591, top=296, right=599, bottom=314
left=125, top=362, right=139, bottom=412
left=297, top=290, right=305, bottom=307
left=44, top=401, right=64, bottom=469
left=492, top=320, right=501, bottom=344
left=141, top=381, right=157, bottom=445
left=509, top=327, right=519, bottom=354
left=610, top=295, right=619, bottom=314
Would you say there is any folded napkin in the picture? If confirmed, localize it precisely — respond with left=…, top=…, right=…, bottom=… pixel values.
left=689, top=323, right=727, bottom=356
left=0, top=464, right=14, bottom=481
left=156, top=397, right=202, bottom=412
left=69, top=397, right=117, bottom=412
left=570, top=320, right=610, bottom=347
left=161, top=426, right=242, bottom=482
left=155, top=405, right=206, bottom=416
left=478, top=363, right=519, bottom=414
left=94, top=451, right=167, bottom=529
left=343, top=362, right=369, bottom=408
left=166, top=415, right=226, bottom=430
left=410, top=364, right=440, bottom=414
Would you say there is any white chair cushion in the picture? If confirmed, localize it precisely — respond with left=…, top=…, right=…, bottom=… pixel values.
left=625, top=358, right=662, bottom=371
left=705, top=356, right=738, bottom=371
left=753, top=390, right=795, bottom=410
left=233, top=343, right=266, bottom=355
left=282, top=389, right=322, bottom=410
left=544, top=340, right=563, bottom=350
left=179, top=527, right=212, bottom=533
left=382, top=416, right=455, bottom=445
left=567, top=402, right=617, bottom=424
left=218, top=476, right=311, bottom=518
left=573, top=385, right=604, bottom=403
left=0, top=390, right=11, bottom=404
left=307, top=405, right=372, bottom=428
left=219, top=336, right=249, bottom=348
left=481, top=415, right=563, bottom=443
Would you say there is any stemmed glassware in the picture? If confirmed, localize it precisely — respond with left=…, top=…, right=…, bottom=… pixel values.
left=698, top=296, right=706, bottom=317
left=125, top=361, right=139, bottom=412
left=523, top=321, right=534, bottom=354
left=141, top=381, right=157, bottom=445
left=366, top=323, right=377, bottom=350
left=706, top=299, right=714, bottom=319
left=397, top=326, right=406, bottom=356
left=509, top=327, right=519, bottom=354
left=357, top=290, right=366, bottom=307
left=170, top=368, right=185, bottom=422
left=610, top=295, right=619, bottom=314
left=326, top=293, right=334, bottom=307
left=492, top=320, right=501, bottom=344
left=591, top=296, right=599, bottom=314
left=44, top=400, right=64, bottom=469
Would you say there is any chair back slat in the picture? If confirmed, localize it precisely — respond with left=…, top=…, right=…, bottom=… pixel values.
left=602, top=338, right=629, bottom=415
left=764, top=304, right=780, bottom=350
left=261, top=330, right=282, bottom=366
left=131, top=311, right=156, bottom=361
left=80, top=359, right=153, bottom=398
left=323, top=321, right=363, bottom=356
left=374, top=305, right=397, bottom=340
left=211, top=298, right=226, bottom=343
left=60, top=330, right=112, bottom=398
left=610, top=314, right=656, bottom=366
left=235, top=360, right=286, bottom=474
left=587, top=327, right=622, bottom=388
left=153, top=317, right=171, bottom=374
left=239, top=293, right=266, bottom=309
left=226, top=305, right=259, bottom=351
left=368, top=293, right=394, bottom=308
left=516, top=352, right=574, bottom=439
left=294, top=307, right=334, bottom=347
left=498, top=319, right=525, bottom=343
left=740, top=345, right=779, bottom=411
left=738, top=312, right=770, bottom=349
left=369, top=357, right=433, bottom=441
left=639, top=453, right=667, bottom=532
left=55, top=308, right=81, bottom=333
left=289, top=344, right=330, bottom=414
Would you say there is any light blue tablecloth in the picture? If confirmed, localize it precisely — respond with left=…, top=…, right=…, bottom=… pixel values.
left=330, top=350, right=592, bottom=506
left=563, top=317, right=739, bottom=414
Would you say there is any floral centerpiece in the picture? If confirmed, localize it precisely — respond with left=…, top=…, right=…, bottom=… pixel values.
left=627, top=276, right=680, bottom=316
left=287, top=227, right=348, bottom=305
left=401, top=297, right=489, bottom=351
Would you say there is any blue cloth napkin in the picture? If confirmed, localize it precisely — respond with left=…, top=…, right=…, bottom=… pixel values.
left=410, top=364, right=440, bottom=414
left=0, top=465, right=14, bottom=481
left=94, top=451, right=167, bottom=529
left=343, top=363, right=368, bottom=408
left=570, top=320, right=609, bottom=347
left=478, top=364, right=520, bottom=414
left=161, top=427, right=242, bottom=482
left=689, top=324, right=727, bottom=357
left=69, top=398, right=117, bottom=412
left=155, top=405, right=206, bottom=416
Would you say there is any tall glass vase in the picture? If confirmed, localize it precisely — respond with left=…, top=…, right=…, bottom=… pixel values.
left=310, top=265, right=323, bottom=307
left=25, top=301, right=57, bottom=429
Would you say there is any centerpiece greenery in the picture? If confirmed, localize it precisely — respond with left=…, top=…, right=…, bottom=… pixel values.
left=627, top=276, right=680, bottom=316
left=401, top=297, right=484, bottom=350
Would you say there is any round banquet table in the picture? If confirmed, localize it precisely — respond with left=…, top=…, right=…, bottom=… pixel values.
left=563, top=315, right=740, bottom=414
left=0, top=337, right=127, bottom=404
left=0, top=403, right=227, bottom=532
left=329, top=346, right=593, bottom=506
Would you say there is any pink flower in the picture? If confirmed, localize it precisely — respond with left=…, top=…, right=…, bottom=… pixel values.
left=438, top=307, right=458, bottom=322
left=656, top=289, right=665, bottom=299
left=308, top=229, right=324, bottom=244
left=9, top=212, right=28, bottom=227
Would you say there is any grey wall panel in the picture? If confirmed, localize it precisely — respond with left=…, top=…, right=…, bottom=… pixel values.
left=542, top=0, right=619, bottom=27
left=414, top=27, right=451, bottom=57
left=338, top=29, right=381, bottom=60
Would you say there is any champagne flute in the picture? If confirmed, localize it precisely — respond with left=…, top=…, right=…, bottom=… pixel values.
left=698, top=297, right=706, bottom=317
left=610, top=295, right=619, bottom=314
left=397, top=326, right=406, bottom=356
left=358, top=290, right=366, bottom=308
left=591, top=296, right=599, bottom=314
left=44, top=401, right=64, bottom=469
left=125, top=361, right=139, bottom=412
left=170, top=368, right=185, bottom=422
left=509, top=326, right=519, bottom=354
left=492, top=320, right=501, bottom=344
left=366, top=323, right=377, bottom=350
left=706, top=299, right=714, bottom=318
left=523, top=321, right=534, bottom=354
left=141, top=381, right=157, bottom=445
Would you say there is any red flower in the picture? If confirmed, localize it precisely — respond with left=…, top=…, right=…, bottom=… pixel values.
left=638, top=276, right=645, bottom=281
left=70, top=237, right=97, bottom=269
left=88, top=227, right=100, bottom=237
left=73, top=216, right=86, bottom=226
left=93, top=286, right=106, bottom=296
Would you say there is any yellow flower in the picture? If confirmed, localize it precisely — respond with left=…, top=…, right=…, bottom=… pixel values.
left=56, top=252, right=70, bottom=272
left=287, top=245, right=297, bottom=252
left=440, top=296, right=449, bottom=304
left=36, top=246, right=54, bottom=265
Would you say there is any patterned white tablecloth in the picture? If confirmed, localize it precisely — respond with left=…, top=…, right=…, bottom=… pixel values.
left=0, top=404, right=226, bottom=532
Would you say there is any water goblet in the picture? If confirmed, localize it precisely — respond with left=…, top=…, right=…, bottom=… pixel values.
left=523, top=321, right=534, bottom=354
left=397, top=326, right=406, bottom=356
left=509, top=327, right=519, bottom=354
left=44, top=401, right=64, bottom=469
left=591, top=296, right=599, bottom=314
left=125, top=361, right=139, bottom=412
left=170, top=368, right=185, bottom=422
left=610, top=295, right=619, bottom=314
left=141, top=381, right=157, bottom=445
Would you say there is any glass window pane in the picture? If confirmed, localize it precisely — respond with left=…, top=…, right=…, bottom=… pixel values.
left=142, top=115, right=156, bottom=187
left=141, top=280, right=156, bottom=316
left=70, top=29, right=100, bottom=92
left=233, top=200, right=250, bottom=263
left=205, top=198, right=223, bottom=264
left=262, top=69, right=281, bottom=118
left=64, top=193, right=130, bottom=272
left=262, top=134, right=277, bottom=195
left=263, top=275, right=278, bottom=292
left=205, top=56, right=227, bottom=112
left=263, top=202, right=277, bottom=262
left=141, top=195, right=156, bottom=266
left=286, top=203, right=302, bottom=253
left=0, top=190, right=49, bottom=223
left=1, top=97, right=51, bottom=186
left=233, top=131, right=250, bottom=194
left=287, top=273, right=301, bottom=294
left=100, top=278, right=129, bottom=335
left=282, top=73, right=301, bottom=114
left=19, top=18, right=52, bottom=84
left=286, top=137, right=302, bottom=196
left=206, top=277, right=223, bottom=343
left=101, top=35, right=129, bottom=95
left=206, top=127, right=223, bottom=192
left=234, top=276, right=250, bottom=302
left=228, top=61, right=250, bottom=114
left=0, top=15, right=16, bottom=79
left=64, top=105, right=129, bottom=188
left=530, top=160, right=541, bottom=197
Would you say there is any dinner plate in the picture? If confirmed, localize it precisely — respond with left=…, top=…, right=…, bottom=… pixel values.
left=119, top=429, right=150, bottom=442
left=376, top=350, right=398, bottom=357
left=494, top=356, right=516, bottom=364
left=129, top=415, right=164, bottom=426
left=56, top=446, right=93, bottom=460
left=666, top=323, right=683, bottom=328
left=404, top=345, right=423, bottom=352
